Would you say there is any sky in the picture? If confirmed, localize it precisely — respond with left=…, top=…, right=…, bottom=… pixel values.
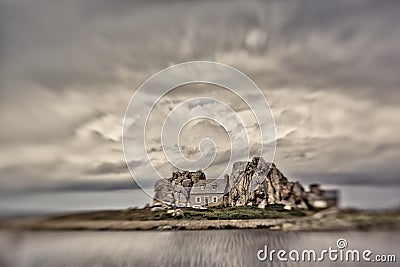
left=1, top=0, right=400, bottom=214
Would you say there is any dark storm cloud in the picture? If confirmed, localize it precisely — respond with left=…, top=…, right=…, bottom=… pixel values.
left=86, top=161, right=129, bottom=175
left=292, top=170, right=400, bottom=187
left=14, top=178, right=141, bottom=194
left=1, top=0, right=399, bottom=98
left=0, top=0, right=399, bottom=204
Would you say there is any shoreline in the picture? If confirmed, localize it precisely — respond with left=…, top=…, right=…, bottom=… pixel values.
left=0, top=218, right=291, bottom=231
left=1, top=208, right=399, bottom=232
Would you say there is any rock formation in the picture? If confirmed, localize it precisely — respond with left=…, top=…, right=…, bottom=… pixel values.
left=228, top=157, right=309, bottom=209
left=153, top=157, right=312, bottom=210
left=153, top=170, right=206, bottom=207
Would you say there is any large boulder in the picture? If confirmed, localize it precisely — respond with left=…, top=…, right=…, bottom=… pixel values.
left=153, top=179, right=175, bottom=206
left=153, top=170, right=206, bottom=207
left=228, top=157, right=310, bottom=209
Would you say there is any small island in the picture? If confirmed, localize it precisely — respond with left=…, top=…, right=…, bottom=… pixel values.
left=1, top=158, right=400, bottom=232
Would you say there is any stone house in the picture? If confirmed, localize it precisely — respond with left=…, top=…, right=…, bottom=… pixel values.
left=189, top=175, right=229, bottom=207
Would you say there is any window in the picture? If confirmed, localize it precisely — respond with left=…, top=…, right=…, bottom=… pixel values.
left=212, top=196, right=218, bottom=203
left=212, top=184, right=217, bottom=190
left=195, top=197, right=201, bottom=203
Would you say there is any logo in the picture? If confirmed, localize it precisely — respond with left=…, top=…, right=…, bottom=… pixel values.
left=122, top=61, right=276, bottom=200
left=257, top=238, right=397, bottom=263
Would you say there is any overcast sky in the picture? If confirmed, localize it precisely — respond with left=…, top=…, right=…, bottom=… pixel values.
left=1, top=0, right=400, bottom=213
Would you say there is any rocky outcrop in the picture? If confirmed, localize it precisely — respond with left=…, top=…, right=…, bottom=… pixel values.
left=153, top=170, right=206, bottom=207
left=154, top=158, right=311, bottom=209
left=228, top=157, right=310, bottom=209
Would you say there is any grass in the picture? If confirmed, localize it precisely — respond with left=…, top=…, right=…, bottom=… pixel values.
left=180, top=205, right=307, bottom=220
left=49, top=204, right=307, bottom=222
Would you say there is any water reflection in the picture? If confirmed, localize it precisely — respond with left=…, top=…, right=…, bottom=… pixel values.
left=0, top=230, right=398, bottom=267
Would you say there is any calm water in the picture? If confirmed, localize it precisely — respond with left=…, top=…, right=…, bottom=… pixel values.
left=0, top=230, right=398, bottom=267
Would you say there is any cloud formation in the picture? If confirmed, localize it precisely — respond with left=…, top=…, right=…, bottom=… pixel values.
left=0, top=0, right=399, bottom=211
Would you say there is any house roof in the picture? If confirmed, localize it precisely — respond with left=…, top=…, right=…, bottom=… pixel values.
left=190, top=177, right=229, bottom=195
